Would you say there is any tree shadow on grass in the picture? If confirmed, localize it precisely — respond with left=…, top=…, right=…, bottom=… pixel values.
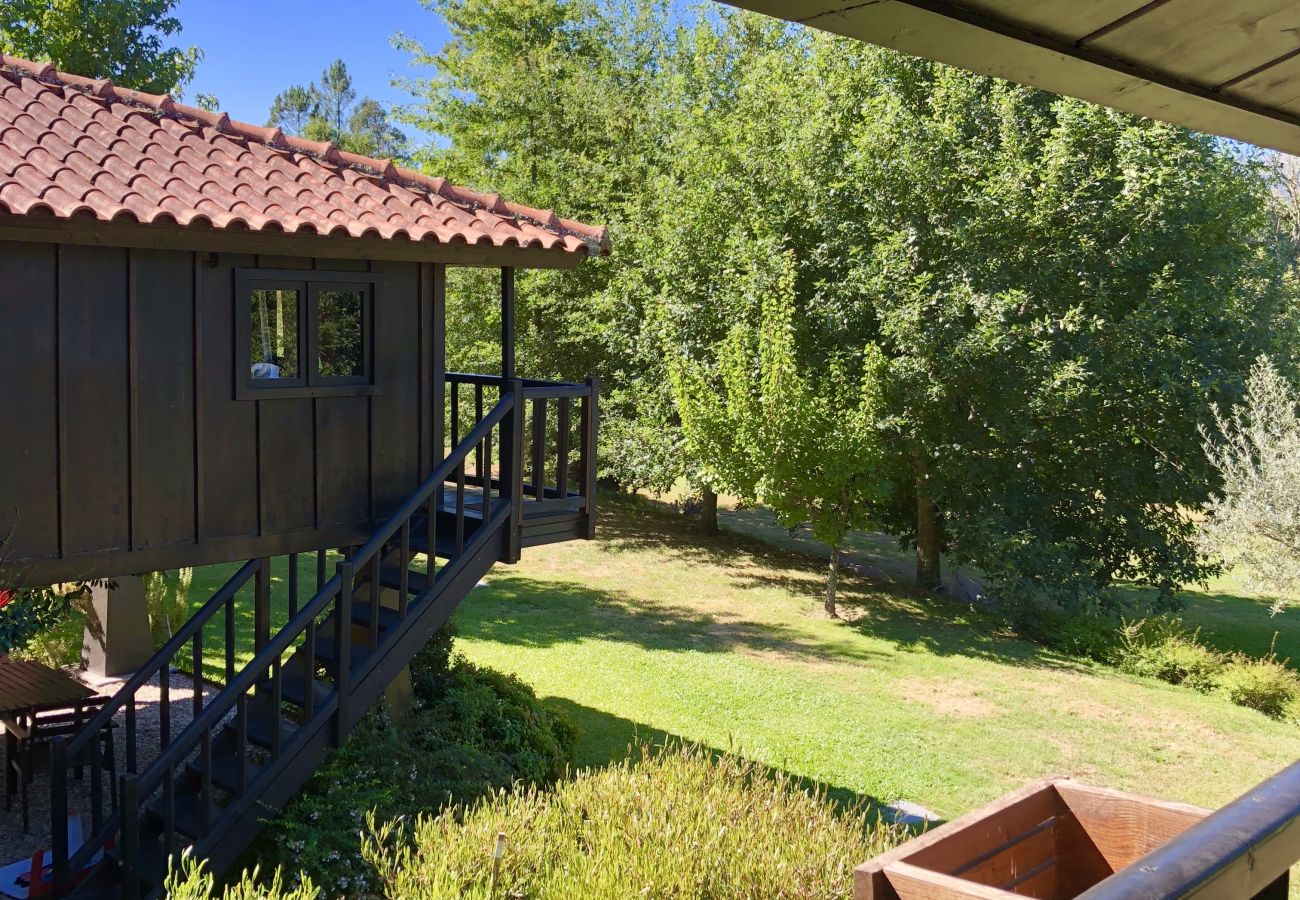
left=483, top=496, right=1084, bottom=672
left=540, top=695, right=927, bottom=826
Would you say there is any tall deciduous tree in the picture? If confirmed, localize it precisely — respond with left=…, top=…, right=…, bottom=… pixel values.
left=0, top=0, right=199, bottom=93
left=404, top=1, right=1293, bottom=612
left=673, top=246, right=890, bottom=615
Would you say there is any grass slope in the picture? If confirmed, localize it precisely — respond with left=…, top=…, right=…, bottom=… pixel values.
left=451, top=497, right=1298, bottom=818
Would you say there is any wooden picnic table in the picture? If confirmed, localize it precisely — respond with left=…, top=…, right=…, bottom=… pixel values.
left=0, top=660, right=96, bottom=720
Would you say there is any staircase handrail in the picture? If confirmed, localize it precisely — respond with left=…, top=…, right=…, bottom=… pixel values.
left=64, top=559, right=260, bottom=758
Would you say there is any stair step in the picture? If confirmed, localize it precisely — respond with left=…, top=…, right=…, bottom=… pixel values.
left=311, top=635, right=374, bottom=671
left=276, top=663, right=332, bottom=710
left=146, top=788, right=221, bottom=840
left=185, top=745, right=257, bottom=795
left=407, top=527, right=464, bottom=560
left=350, top=599, right=406, bottom=631
left=211, top=694, right=296, bottom=754
left=376, top=567, right=429, bottom=596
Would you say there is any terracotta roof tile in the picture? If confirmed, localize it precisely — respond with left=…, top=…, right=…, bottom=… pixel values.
left=0, top=55, right=610, bottom=257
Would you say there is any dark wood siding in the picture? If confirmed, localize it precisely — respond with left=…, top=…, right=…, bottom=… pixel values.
left=59, top=245, right=131, bottom=556
left=0, top=242, right=59, bottom=561
left=0, top=241, right=434, bottom=586
left=131, top=249, right=197, bottom=549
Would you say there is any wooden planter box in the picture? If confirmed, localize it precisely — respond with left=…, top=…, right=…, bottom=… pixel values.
left=856, top=777, right=1210, bottom=899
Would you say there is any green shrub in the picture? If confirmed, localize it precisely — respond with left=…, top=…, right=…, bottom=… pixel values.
left=1116, top=618, right=1223, bottom=691
left=361, top=744, right=905, bottom=899
left=254, top=625, right=577, bottom=896
left=0, top=587, right=82, bottom=659
left=1214, top=656, right=1299, bottom=719
left=1019, top=606, right=1122, bottom=663
left=167, top=856, right=318, bottom=900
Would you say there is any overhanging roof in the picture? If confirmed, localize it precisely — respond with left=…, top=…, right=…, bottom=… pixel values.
left=720, top=1, right=1300, bottom=155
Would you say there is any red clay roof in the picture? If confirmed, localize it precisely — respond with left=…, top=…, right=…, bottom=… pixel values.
left=0, top=55, right=609, bottom=257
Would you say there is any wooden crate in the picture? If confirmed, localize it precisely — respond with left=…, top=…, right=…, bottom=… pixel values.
left=855, top=777, right=1209, bottom=899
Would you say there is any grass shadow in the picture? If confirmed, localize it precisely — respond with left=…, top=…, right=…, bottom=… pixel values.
left=517, top=494, right=1084, bottom=672
left=541, top=695, right=928, bottom=824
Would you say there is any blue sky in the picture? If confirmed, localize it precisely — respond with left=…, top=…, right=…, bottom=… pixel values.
left=175, top=0, right=450, bottom=143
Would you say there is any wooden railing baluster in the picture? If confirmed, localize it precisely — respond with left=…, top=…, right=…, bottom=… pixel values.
left=582, top=378, right=600, bottom=538
left=270, top=656, right=283, bottom=759
left=399, top=521, right=410, bottom=617
left=475, top=383, right=485, bottom=480
left=199, top=727, right=212, bottom=835
left=456, top=459, right=466, bottom=556
left=557, top=397, right=571, bottom=500
left=532, top=397, right=547, bottom=499
left=304, top=608, right=317, bottom=717
left=368, top=553, right=381, bottom=652
left=51, top=739, right=68, bottom=894
left=335, top=563, right=353, bottom=743
left=159, top=670, right=170, bottom=752
left=126, top=697, right=137, bottom=774
left=316, top=549, right=327, bottom=591
left=289, top=552, right=299, bottom=617
left=163, top=764, right=175, bottom=865
left=193, top=627, right=204, bottom=716
left=235, top=693, right=248, bottom=794
left=120, top=776, right=140, bottom=899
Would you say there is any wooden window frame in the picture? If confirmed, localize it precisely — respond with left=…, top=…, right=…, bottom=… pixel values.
left=235, top=269, right=378, bottom=400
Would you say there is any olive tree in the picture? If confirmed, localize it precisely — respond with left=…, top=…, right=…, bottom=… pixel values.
left=1202, top=357, right=1300, bottom=612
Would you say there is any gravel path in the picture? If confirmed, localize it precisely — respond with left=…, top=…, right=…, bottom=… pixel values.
left=0, top=669, right=220, bottom=870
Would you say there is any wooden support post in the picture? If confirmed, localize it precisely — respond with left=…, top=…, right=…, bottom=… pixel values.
left=501, top=266, right=516, bottom=381
left=500, top=378, right=525, bottom=563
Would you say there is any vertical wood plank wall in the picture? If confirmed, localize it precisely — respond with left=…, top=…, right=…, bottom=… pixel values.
left=0, top=241, right=437, bottom=584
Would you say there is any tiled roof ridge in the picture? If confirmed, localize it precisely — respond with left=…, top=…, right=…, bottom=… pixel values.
left=0, top=54, right=610, bottom=256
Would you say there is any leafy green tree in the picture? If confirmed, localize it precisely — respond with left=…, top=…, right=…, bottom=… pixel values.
left=674, top=247, right=889, bottom=615
left=267, top=85, right=318, bottom=134
left=0, top=0, right=199, bottom=93
left=348, top=98, right=409, bottom=159
left=268, top=62, right=407, bottom=159
left=399, top=0, right=678, bottom=488
left=405, top=1, right=1292, bottom=613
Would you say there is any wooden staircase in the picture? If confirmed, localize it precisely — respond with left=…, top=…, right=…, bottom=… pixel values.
left=44, top=376, right=597, bottom=899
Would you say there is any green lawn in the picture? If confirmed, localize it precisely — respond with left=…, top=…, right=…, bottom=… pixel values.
left=177, top=494, right=1299, bottom=820
left=449, top=496, right=1297, bottom=818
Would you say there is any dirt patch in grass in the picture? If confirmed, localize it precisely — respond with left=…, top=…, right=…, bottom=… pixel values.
left=897, top=676, right=1006, bottom=718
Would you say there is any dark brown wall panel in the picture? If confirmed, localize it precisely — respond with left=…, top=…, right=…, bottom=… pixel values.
left=131, top=249, right=196, bottom=548
left=59, top=245, right=130, bottom=555
left=369, top=260, right=422, bottom=518
left=258, top=398, right=316, bottom=534
left=315, top=395, right=370, bottom=527
left=0, top=241, right=59, bottom=562
left=197, top=253, right=259, bottom=539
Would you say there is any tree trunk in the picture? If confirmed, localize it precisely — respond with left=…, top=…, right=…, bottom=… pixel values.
left=699, top=487, right=720, bottom=535
left=914, top=458, right=943, bottom=592
left=825, top=544, right=841, bottom=617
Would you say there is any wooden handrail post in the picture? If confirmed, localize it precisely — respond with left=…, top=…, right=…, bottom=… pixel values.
left=334, top=561, right=353, bottom=744
left=581, top=377, right=600, bottom=539
left=500, top=379, right=525, bottom=563
left=50, top=738, right=69, bottom=894
left=120, top=775, right=140, bottom=899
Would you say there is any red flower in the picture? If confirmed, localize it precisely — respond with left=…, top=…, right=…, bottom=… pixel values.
left=0, top=590, right=13, bottom=610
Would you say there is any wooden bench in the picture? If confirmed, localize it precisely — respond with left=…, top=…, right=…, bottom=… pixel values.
left=857, top=760, right=1300, bottom=899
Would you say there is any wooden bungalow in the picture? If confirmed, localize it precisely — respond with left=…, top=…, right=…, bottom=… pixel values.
left=0, top=54, right=604, bottom=897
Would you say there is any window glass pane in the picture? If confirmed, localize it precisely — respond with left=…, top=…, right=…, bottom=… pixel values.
left=317, top=289, right=365, bottom=379
left=249, top=289, right=300, bottom=380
